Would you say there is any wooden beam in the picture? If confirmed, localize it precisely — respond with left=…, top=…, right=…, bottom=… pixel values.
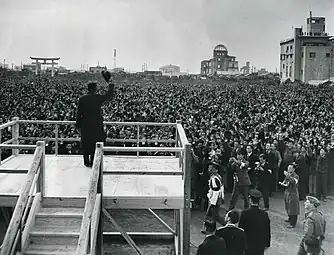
left=0, top=169, right=28, bottom=174
left=0, top=121, right=16, bottom=130
left=22, top=193, right=41, bottom=251
left=0, top=144, right=36, bottom=150
left=91, top=194, right=101, bottom=255
left=103, top=196, right=184, bottom=209
left=0, top=155, right=15, bottom=165
left=0, top=146, right=42, bottom=255
left=1, top=138, right=14, bottom=144
left=103, top=171, right=183, bottom=176
left=41, top=197, right=86, bottom=208
left=147, top=209, right=176, bottom=235
left=102, top=208, right=143, bottom=255
left=103, top=232, right=174, bottom=240
left=182, top=143, right=192, bottom=255
left=76, top=144, right=103, bottom=255
left=103, top=146, right=183, bottom=152
left=36, top=141, right=45, bottom=197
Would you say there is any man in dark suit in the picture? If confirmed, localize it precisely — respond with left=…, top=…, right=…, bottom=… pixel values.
left=76, top=73, right=114, bottom=167
left=197, top=220, right=227, bottom=255
left=238, top=189, right=271, bottom=255
left=246, top=145, right=259, bottom=188
left=216, top=209, right=247, bottom=255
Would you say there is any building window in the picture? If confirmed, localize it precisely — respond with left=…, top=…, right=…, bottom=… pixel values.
left=301, top=69, right=303, bottom=75
left=289, top=66, right=292, bottom=77
left=326, top=53, right=331, bottom=58
left=309, top=52, right=316, bottom=58
left=280, top=72, right=282, bottom=78
left=286, top=46, right=289, bottom=52
left=301, top=52, right=304, bottom=58
left=218, top=58, right=221, bottom=61
left=290, top=45, right=293, bottom=51
left=283, top=64, right=285, bottom=69
left=218, top=65, right=221, bottom=68
left=286, top=66, right=288, bottom=77
left=281, top=54, right=285, bottom=60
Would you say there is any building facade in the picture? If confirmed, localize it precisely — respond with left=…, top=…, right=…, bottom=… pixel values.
left=159, top=64, right=181, bottom=76
left=89, top=64, right=107, bottom=73
left=240, top=61, right=251, bottom=74
left=201, top=44, right=239, bottom=75
left=280, top=12, right=334, bottom=83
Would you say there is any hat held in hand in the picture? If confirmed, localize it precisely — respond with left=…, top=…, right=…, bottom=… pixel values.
left=306, top=196, right=321, bottom=207
left=101, top=70, right=111, bottom=83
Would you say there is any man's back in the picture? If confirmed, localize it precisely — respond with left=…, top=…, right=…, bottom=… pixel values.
left=216, top=225, right=247, bottom=255
left=238, top=206, right=271, bottom=253
left=197, top=235, right=227, bottom=255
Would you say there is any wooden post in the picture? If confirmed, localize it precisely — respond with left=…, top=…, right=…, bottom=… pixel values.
left=11, top=117, right=19, bottom=156
left=96, top=142, right=104, bottom=255
left=176, top=120, right=182, bottom=169
left=36, top=141, right=45, bottom=198
left=181, top=143, right=191, bottom=255
left=0, top=128, right=2, bottom=165
left=55, top=124, right=59, bottom=156
left=136, top=125, right=139, bottom=157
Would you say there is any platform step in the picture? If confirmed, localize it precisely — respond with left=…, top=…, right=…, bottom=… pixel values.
left=28, top=231, right=80, bottom=246
left=39, top=207, right=84, bottom=215
left=33, top=213, right=83, bottom=232
left=24, top=243, right=77, bottom=254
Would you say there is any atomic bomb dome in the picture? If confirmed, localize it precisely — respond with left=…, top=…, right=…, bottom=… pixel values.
left=201, top=44, right=239, bottom=75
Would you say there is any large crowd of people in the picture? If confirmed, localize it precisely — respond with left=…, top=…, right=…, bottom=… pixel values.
left=1, top=72, right=333, bottom=254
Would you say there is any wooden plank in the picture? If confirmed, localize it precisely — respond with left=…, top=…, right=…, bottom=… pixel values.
left=76, top=144, right=103, bottom=255
left=90, top=194, right=101, bottom=255
left=103, top=171, right=183, bottom=176
left=103, top=196, right=184, bottom=209
left=0, top=145, right=42, bottom=255
left=0, top=155, right=15, bottom=165
left=176, top=123, right=188, bottom=147
left=41, top=197, right=86, bottom=208
left=37, top=141, right=45, bottom=197
left=0, top=121, right=16, bottom=130
left=102, top=208, right=143, bottom=255
left=22, top=193, right=41, bottom=251
left=0, top=169, right=28, bottom=174
left=147, top=209, right=176, bottom=235
left=0, top=144, right=36, bottom=150
left=1, top=138, right=14, bottom=144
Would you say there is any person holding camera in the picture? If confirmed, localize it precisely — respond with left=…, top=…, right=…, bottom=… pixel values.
left=228, top=149, right=251, bottom=210
left=76, top=71, right=115, bottom=167
left=279, top=163, right=300, bottom=228
left=254, top=154, right=272, bottom=210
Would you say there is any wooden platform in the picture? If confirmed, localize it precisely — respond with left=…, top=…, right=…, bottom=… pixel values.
left=0, top=155, right=184, bottom=209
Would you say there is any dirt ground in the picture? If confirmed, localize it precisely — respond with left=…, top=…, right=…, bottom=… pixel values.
left=1, top=192, right=334, bottom=255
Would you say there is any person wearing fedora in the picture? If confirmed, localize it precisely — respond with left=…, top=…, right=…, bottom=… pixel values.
left=279, top=163, right=300, bottom=228
left=76, top=71, right=115, bottom=167
left=201, top=160, right=225, bottom=234
left=297, top=196, right=326, bottom=255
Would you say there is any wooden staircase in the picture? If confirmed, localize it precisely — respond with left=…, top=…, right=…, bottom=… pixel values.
left=23, top=204, right=84, bottom=255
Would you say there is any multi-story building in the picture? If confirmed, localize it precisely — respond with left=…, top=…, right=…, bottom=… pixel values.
left=280, top=12, right=334, bottom=83
left=159, top=64, right=181, bottom=76
left=201, top=44, right=239, bottom=75
left=240, top=61, right=251, bottom=75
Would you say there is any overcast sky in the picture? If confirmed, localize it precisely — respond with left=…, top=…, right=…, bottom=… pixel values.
left=0, top=0, right=333, bottom=73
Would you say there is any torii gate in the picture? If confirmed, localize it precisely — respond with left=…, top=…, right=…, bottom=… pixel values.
left=30, top=57, right=60, bottom=77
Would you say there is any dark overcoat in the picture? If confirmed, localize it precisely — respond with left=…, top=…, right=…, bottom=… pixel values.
left=283, top=172, right=300, bottom=216
left=238, top=205, right=271, bottom=255
left=76, top=89, right=113, bottom=153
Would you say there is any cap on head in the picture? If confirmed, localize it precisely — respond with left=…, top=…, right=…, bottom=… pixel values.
left=249, top=189, right=262, bottom=199
left=306, top=196, right=321, bottom=207
left=204, top=220, right=216, bottom=233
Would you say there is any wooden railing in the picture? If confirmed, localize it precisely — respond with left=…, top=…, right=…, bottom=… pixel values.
left=76, top=142, right=104, bottom=255
left=13, top=118, right=178, bottom=156
left=0, top=141, right=45, bottom=255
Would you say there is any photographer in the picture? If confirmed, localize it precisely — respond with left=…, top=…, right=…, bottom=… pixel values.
left=254, top=154, right=272, bottom=210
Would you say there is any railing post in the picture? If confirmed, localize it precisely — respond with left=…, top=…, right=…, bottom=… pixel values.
left=181, top=143, right=191, bottom=255
left=11, top=117, right=19, bottom=156
left=36, top=141, right=45, bottom=198
left=55, top=124, right=59, bottom=156
left=176, top=120, right=182, bottom=169
left=136, top=125, right=139, bottom=157
left=0, top=128, right=2, bottom=165
left=96, top=142, right=104, bottom=255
